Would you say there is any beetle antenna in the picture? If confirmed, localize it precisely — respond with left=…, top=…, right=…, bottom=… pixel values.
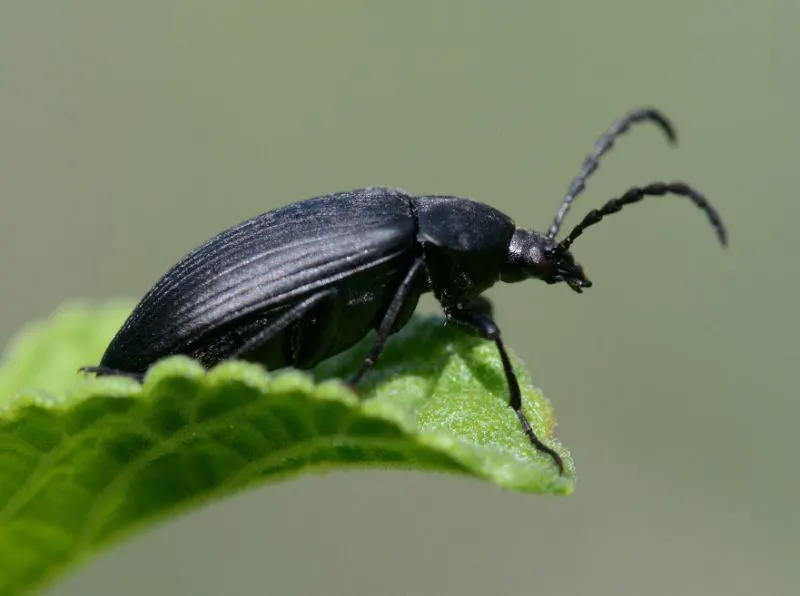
left=546, top=108, right=677, bottom=240
left=554, top=182, right=728, bottom=254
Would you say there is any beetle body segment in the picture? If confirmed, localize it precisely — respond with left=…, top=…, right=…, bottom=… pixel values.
left=414, top=196, right=516, bottom=307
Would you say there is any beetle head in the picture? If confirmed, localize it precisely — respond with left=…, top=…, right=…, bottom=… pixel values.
left=500, top=228, right=592, bottom=293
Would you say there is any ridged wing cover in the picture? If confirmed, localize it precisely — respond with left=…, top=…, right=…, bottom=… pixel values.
left=101, top=187, right=416, bottom=371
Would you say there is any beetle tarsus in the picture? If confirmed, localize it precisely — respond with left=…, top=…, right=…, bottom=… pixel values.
left=515, top=410, right=564, bottom=475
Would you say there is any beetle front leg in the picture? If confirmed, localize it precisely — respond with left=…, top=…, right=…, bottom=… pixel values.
left=463, top=295, right=494, bottom=319
left=444, top=304, right=564, bottom=474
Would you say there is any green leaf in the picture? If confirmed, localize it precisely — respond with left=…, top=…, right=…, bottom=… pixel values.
left=0, top=302, right=574, bottom=595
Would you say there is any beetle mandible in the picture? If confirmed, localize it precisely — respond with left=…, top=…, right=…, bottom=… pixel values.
left=81, top=107, right=727, bottom=474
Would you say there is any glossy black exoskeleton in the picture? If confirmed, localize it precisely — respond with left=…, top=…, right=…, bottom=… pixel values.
left=82, top=108, right=727, bottom=474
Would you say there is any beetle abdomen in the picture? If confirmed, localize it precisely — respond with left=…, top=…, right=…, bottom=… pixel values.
left=99, top=187, right=418, bottom=373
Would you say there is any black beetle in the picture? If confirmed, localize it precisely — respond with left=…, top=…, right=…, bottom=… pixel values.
left=81, top=108, right=727, bottom=474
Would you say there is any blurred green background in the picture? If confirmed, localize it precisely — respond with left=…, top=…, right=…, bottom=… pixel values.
left=1, top=1, right=796, bottom=595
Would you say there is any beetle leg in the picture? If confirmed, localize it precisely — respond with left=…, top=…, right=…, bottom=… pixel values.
left=78, top=365, right=145, bottom=382
left=464, top=295, right=494, bottom=319
left=444, top=305, right=564, bottom=474
left=229, top=289, right=337, bottom=361
left=350, top=258, right=424, bottom=386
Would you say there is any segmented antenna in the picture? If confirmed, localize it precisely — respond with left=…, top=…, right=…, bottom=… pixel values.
left=554, top=182, right=728, bottom=255
left=547, top=108, right=677, bottom=240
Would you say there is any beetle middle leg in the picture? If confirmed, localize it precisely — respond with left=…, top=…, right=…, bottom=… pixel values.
left=229, top=289, right=338, bottom=361
left=78, top=364, right=145, bottom=381
left=444, top=303, right=564, bottom=474
left=349, top=258, right=424, bottom=386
